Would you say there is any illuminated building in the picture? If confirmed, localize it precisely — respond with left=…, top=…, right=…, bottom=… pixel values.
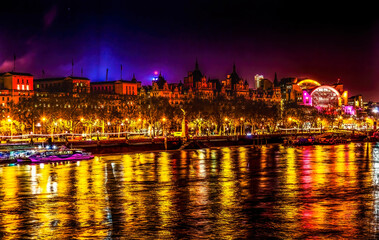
left=298, top=79, right=348, bottom=109
left=149, top=72, right=192, bottom=105
left=34, top=76, right=91, bottom=94
left=0, top=72, right=34, bottom=108
left=348, top=95, right=363, bottom=108
left=221, top=64, right=249, bottom=98
left=254, top=74, right=264, bottom=89
left=183, top=60, right=219, bottom=99
left=251, top=74, right=281, bottom=103
left=278, top=77, right=304, bottom=104
left=147, top=61, right=221, bottom=105
left=91, top=75, right=141, bottom=96
left=183, top=59, right=203, bottom=89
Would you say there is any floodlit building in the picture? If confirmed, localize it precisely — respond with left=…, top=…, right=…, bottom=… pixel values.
left=91, top=75, right=141, bottom=96
left=221, top=64, right=249, bottom=98
left=0, top=72, right=34, bottom=107
left=299, top=79, right=348, bottom=109
left=34, top=76, right=91, bottom=94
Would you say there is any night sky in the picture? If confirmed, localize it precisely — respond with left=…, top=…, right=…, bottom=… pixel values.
left=1, top=1, right=379, bottom=100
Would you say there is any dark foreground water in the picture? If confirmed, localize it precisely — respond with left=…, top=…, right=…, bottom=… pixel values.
left=1, top=143, right=379, bottom=239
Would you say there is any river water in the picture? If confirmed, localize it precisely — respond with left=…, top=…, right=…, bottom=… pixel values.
left=1, top=143, right=379, bottom=239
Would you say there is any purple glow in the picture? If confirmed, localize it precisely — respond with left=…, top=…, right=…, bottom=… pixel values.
left=303, top=91, right=312, bottom=106
left=343, top=106, right=356, bottom=115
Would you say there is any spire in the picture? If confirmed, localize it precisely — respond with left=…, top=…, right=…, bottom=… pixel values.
left=195, top=58, right=199, bottom=70
left=274, top=72, right=278, bottom=86
left=120, top=64, right=123, bottom=80
left=71, top=58, right=74, bottom=76
left=131, top=73, right=137, bottom=82
left=232, top=63, right=236, bottom=73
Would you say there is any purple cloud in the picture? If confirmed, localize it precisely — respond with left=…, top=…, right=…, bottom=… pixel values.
left=44, top=5, right=57, bottom=29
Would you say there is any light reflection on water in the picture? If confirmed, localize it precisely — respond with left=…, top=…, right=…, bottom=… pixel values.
left=0, top=143, right=379, bottom=239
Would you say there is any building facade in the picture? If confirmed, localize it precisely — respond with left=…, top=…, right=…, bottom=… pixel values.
left=91, top=76, right=140, bottom=96
left=34, top=76, right=91, bottom=94
left=0, top=72, right=34, bottom=108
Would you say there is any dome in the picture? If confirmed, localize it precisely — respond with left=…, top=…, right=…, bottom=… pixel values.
left=297, top=79, right=321, bottom=90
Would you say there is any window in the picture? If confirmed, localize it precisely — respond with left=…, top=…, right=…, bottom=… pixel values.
left=17, top=85, right=20, bottom=90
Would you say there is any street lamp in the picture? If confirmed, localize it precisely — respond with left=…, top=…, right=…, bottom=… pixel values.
left=162, top=117, right=166, bottom=136
left=224, top=117, right=229, bottom=135
left=240, top=117, right=244, bottom=135
left=118, top=122, right=124, bottom=138
left=41, top=117, right=47, bottom=135
left=36, top=122, right=41, bottom=135
left=7, top=117, right=12, bottom=138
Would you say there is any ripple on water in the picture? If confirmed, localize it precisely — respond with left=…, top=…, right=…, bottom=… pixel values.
left=0, top=143, right=378, bottom=239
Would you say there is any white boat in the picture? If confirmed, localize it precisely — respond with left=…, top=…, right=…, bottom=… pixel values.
left=18, top=147, right=94, bottom=163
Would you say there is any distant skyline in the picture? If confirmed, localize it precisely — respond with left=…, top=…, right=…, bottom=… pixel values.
left=1, top=0, right=379, bottom=100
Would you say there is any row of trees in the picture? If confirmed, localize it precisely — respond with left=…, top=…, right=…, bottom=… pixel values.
left=0, top=93, right=349, bottom=137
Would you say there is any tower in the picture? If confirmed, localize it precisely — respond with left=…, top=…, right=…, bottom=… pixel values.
left=274, top=72, right=278, bottom=86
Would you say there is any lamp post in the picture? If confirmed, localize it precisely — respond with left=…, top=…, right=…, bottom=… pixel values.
left=240, top=117, right=244, bottom=135
left=107, top=121, right=111, bottom=139
left=41, top=117, right=46, bottom=136
left=119, top=122, right=124, bottom=138
left=7, top=117, right=12, bottom=139
left=224, top=117, right=228, bottom=135
left=162, top=117, right=166, bottom=136
left=36, top=122, right=41, bottom=135
left=138, top=118, right=142, bottom=133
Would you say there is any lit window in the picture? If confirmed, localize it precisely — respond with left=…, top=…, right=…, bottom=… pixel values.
left=26, top=85, right=29, bottom=90
left=22, top=85, right=25, bottom=90
left=17, top=85, right=20, bottom=90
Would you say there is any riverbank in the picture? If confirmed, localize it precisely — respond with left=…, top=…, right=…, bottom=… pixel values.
left=0, top=132, right=369, bottom=161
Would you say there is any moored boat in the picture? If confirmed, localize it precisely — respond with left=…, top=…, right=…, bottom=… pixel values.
left=20, top=147, right=94, bottom=163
